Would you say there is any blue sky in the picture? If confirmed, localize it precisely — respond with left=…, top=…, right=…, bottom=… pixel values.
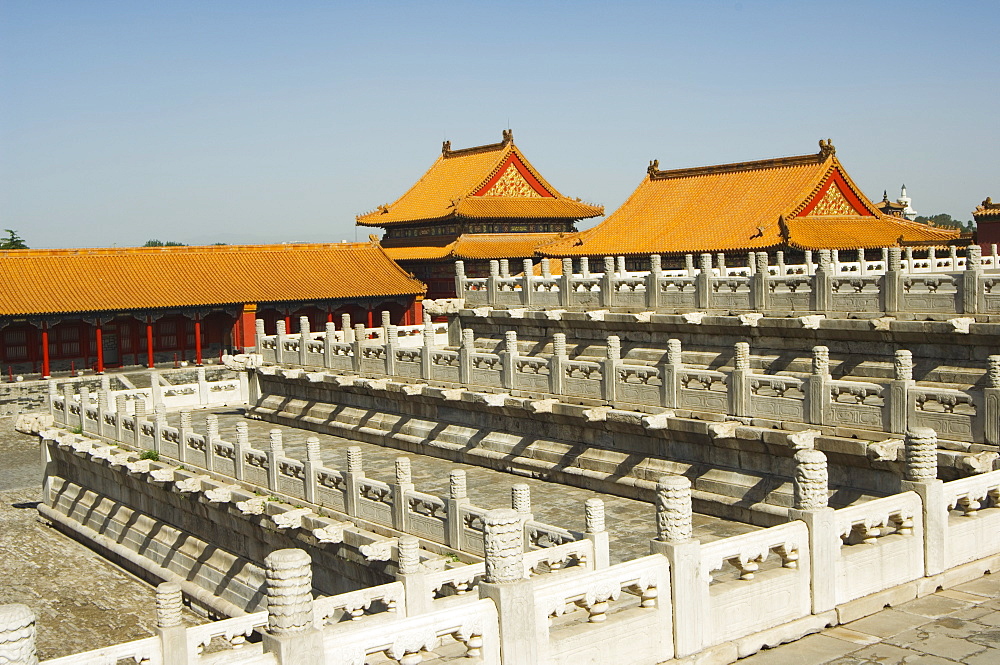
left=1, top=1, right=997, bottom=249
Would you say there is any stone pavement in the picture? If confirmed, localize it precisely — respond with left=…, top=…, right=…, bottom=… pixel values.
left=198, top=408, right=759, bottom=564
left=738, top=576, right=1000, bottom=665
left=0, top=418, right=198, bottom=660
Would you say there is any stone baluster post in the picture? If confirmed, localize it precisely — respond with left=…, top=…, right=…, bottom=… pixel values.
left=379, top=311, right=391, bottom=343
left=392, top=457, right=414, bottom=532
left=985, top=356, right=1000, bottom=446
left=196, top=366, right=208, bottom=406
left=487, top=260, right=500, bottom=307
left=804, top=250, right=814, bottom=276
left=540, top=258, right=551, bottom=279
left=615, top=255, right=625, bottom=276
left=499, top=258, right=510, bottom=279
left=262, top=549, right=321, bottom=665
left=344, top=446, right=364, bottom=517
left=729, top=342, right=750, bottom=418
left=603, top=335, right=622, bottom=403
left=176, top=410, right=192, bottom=465
left=831, top=249, right=841, bottom=275
left=153, top=405, right=166, bottom=455
left=266, top=429, right=284, bottom=491
left=383, top=324, right=397, bottom=376
left=155, top=583, right=186, bottom=665
left=788, top=449, right=835, bottom=613
left=660, top=338, right=682, bottom=409
left=420, top=322, right=436, bottom=381
left=807, top=345, right=830, bottom=426
left=900, top=427, right=945, bottom=576
left=883, top=247, right=903, bottom=313
left=46, top=380, right=58, bottom=422
left=889, top=349, right=914, bottom=435
left=747, top=251, right=756, bottom=276
left=446, top=470, right=470, bottom=550
left=96, top=390, right=110, bottom=438
left=0, top=604, right=38, bottom=665
left=963, top=244, right=982, bottom=314
left=204, top=414, right=219, bottom=473
left=991, top=244, right=999, bottom=269
left=500, top=331, right=518, bottom=391
left=275, top=320, right=287, bottom=365
left=133, top=397, right=147, bottom=446
left=511, top=484, right=533, bottom=537
left=298, top=317, right=310, bottom=366
left=521, top=259, right=534, bottom=307
left=234, top=422, right=249, bottom=482
left=78, top=386, right=91, bottom=432
left=585, top=498, right=610, bottom=569
left=880, top=247, right=889, bottom=271
left=548, top=333, right=567, bottom=396
left=255, top=318, right=266, bottom=353
left=302, top=437, right=321, bottom=504
left=323, top=322, right=336, bottom=369
left=949, top=245, right=959, bottom=271
left=559, top=258, right=574, bottom=308
left=856, top=248, right=867, bottom=276
left=600, top=257, right=615, bottom=307
left=580, top=256, right=590, bottom=279
left=684, top=253, right=695, bottom=277
left=395, top=535, right=429, bottom=616
left=813, top=250, right=833, bottom=311
left=458, top=329, right=474, bottom=385
left=904, top=247, right=914, bottom=273
left=752, top=252, right=770, bottom=312
left=478, top=509, right=537, bottom=664
left=100, top=374, right=111, bottom=392
left=695, top=253, right=712, bottom=309
left=454, top=260, right=467, bottom=299
left=351, top=324, right=365, bottom=373
left=340, top=313, right=353, bottom=344
left=716, top=253, right=727, bottom=276
left=115, top=394, right=128, bottom=443
left=775, top=250, right=786, bottom=276
left=645, top=254, right=662, bottom=309
left=927, top=247, right=937, bottom=270
left=649, top=475, right=703, bottom=657
left=61, top=383, right=74, bottom=429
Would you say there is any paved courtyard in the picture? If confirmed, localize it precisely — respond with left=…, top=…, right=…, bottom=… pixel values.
left=738, top=576, right=1000, bottom=665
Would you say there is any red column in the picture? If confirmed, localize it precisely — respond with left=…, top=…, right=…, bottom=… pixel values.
left=41, top=323, right=51, bottom=378
left=366, top=308, right=374, bottom=328
left=233, top=304, right=257, bottom=352
left=284, top=313, right=291, bottom=333
left=95, top=324, right=104, bottom=374
left=194, top=317, right=203, bottom=366
left=326, top=311, right=334, bottom=323
left=146, top=319, right=155, bottom=368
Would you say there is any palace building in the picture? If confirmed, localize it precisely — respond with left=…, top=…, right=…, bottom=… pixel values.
left=540, top=140, right=959, bottom=261
left=974, top=197, right=1000, bottom=248
left=0, top=242, right=425, bottom=378
left=357, top=130, right=603, bottom=297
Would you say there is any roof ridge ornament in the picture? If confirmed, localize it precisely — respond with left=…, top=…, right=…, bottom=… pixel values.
left=647, top=159, right=660, bottom=177
left=502, top=129, right=513, bottom=144
left=818, top=138, right=836, bottom=158
left=441, top=140, right=451, bottom=155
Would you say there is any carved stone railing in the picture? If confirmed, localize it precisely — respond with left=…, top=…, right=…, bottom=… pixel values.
left=456, top=246, right=1000, bottom=316
left=943, top=469, right=1000, bottom=569
left=247, top=337, right=1000, bottom=446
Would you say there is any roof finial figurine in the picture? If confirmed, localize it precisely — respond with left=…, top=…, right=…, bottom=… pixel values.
left=647, top=159, right=660, bottom=176
left=368, top=234, right=379, bottom=244
left=441, top=140, right=451, bottom=155
left=818, top=139, right=836, bottom=158
left=502, top=129, right=513, bottom=143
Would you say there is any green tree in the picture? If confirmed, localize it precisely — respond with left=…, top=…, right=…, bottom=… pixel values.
left=143, top=239, right=187, bottom=247
left=913, top=214, right=975, bottom=233
left=0, top=229, right=28, bottom=249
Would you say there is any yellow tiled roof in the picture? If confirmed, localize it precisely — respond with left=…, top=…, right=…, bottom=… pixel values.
left=356, top=131, right=603, bottom=227
left=0, top=243, right=425, bottom=316
left=540, top=141, right=959, bottom=256
left=974, top=197, right=1000, bottom=219
left=383, top=233, right=564, bottom=262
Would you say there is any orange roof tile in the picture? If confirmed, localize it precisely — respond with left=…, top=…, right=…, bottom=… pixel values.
left=0, top=242, right=425, bottom=316
left=540, top=140, right=960, bottom=257
left=383, top=233, right=565, bottom=262
left=974, top=197, right=1000, bottom=219
left=356, top=130, right=603, bottom=227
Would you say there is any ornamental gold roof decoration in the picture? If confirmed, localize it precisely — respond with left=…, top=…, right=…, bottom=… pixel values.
left=540, top=140, right=959, bottom=257
left=356, top=130, right=603, bottom=227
